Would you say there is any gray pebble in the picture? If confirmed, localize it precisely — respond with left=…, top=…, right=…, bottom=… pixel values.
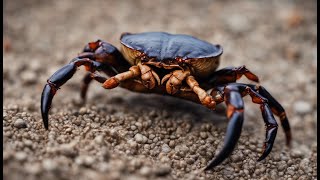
left=129, top=140, right=138, bottom=149
left=94, top=135, right=105, bottom=145
left=299, top=158, right=310, bottom=172
left=21, top=71, right=37, bottom=84
left=15, top=152, right=27, bottom=161
left=280, top=154, right=289, bottom=161
left=42, top=159, right=58, bottom=171
left=23, top=139, right=33, bottom=147
left=97, top=162, right=110, bottom=172
left=186, top=158, right=195, bottom=165
left=154, top=165, right=171, bottom=176
left=278, top=161, right=287, bottom=171
left=291, top=149, right=303, bottom=158
left=139, top=166, right=152, bottom=176
left=200, top=132, right=208, bottom=139
left=75, top=155, right=95, bottom=167
left=79, top=107, right=87, bottom=115
left=161, top=144, right=171, bottom=153
left=134, top=133, right=147, bottom=144
left=287, top=169, right=295, bottom=176
left=14, top=119, right=27, bottom=128
left=294, top=101, right=312, bottom=114
left=26, top=163, right=42, bottom=175
left=224, top=14, right=252, bottom=34
left=230, top=153, right=242, bottom=162
left=169, top=140, right=175, bottom=148
left=149, top=134, right=155, bottom=140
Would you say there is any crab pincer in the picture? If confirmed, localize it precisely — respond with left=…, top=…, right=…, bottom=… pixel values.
left=41, top=58, right=105, bottom=129
left=41, top=63, right=77, bottom=129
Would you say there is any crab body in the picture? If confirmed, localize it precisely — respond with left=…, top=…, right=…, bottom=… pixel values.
left=121, top=32, right=222, bottom=78
left=40, top=32, right=291, bottom=171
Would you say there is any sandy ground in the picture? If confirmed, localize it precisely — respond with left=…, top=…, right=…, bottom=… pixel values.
left=3, top=0, right=317, bottom=179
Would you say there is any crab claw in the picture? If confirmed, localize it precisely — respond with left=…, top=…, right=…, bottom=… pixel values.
left=257, top=104, right=278, bottom=161
left=41, top=63, right=78, bottom=130
left=41, top=84, right=55, bottom=130
left=204, top=85, right=245, bottom=170
left=257, top=127, right=277, bottom=161
left=205, top=111, right=244, bottom=170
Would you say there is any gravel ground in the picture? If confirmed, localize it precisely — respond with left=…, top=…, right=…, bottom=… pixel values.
left=3, top=0, right=317, bottom=179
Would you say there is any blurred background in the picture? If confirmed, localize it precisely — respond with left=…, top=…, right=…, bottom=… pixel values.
left=4, top=0, right=317, bottom=179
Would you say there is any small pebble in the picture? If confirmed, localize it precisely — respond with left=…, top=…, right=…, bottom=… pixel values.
left=14, top=119, right=27, bottom=128
left=21, top=71, right=37, bottom=84
left=224, top=14, right=252, bottom=34
left=134, top=133, right=148, bottom=144
left=149, top=134, right=155, bottom=140
left=139, top=166, right=152, bottom=176
left=291, top=149, right=303, bottom=158
left=15, top=152, right=27, bottom=161
left=154, top=165, right=171, bottom=176
left=161, top=144, right=171, bottom=153
left=200, top=132, right=208, bottom=139
left=42, top=159, right=58, bottom=171
left=293, top=101, right=312, bottom=114
left=26, top=163, right=42, bottom=175
left=94, top=135, right=105, bottom=145
left=130, top=125, right=137, bottom=131
left=186, top=158, right=195, bottom=165
left=169, top=140, right=175, bottom=148
left=75, top=155, right=95, bottom=167
left=79, top=107, right=87, bottom=115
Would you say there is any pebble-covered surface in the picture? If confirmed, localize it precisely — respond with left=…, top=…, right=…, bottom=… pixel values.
left=4, top=0, right=317, bottom=179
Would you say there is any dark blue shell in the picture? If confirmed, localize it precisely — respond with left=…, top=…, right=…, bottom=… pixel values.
left=120, top=32, right=223, bottom=61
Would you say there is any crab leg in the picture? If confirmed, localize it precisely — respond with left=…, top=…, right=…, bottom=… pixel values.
left=255, top=85, right=291, bottom=146
left=185, top=75, right=216, bottom=110
left=80, top=64, right=119, bottom=101
left=229, top=83, right=291, bottom=146
left=205, top=83, right=286, bottom=169
left=80, top=73, right=94, bottom=101
left=258, top=103, right=278, bottom=161
left=233, top=84, right=279, bottom=161
left=102, top=62, right=161, bottom=90
left=161, top=70, right=191, bottom=95
left=206, top=65, right=260, bottom=86
left=102, top=65, right=141, bottom=89
left=41, top=58, right=104, bottom=130
left=205, top=85, right=244, bottom=170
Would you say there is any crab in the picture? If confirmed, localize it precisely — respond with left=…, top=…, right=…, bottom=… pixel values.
left=41, top=32, right=291, bottom=170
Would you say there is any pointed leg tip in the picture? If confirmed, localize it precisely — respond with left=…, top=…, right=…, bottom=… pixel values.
left=41, top=114, right=49, bottom=130
left=204, top=165, right=213, bottom=171
left=285, top=132, right=292, bottom=147
left=41, top=84, right=54, bottom=131
left=257, top=156, right=265, bottom=162
left=204, top=158, right=221, bottom=171
left=257, top=142, right=274, bottom=162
